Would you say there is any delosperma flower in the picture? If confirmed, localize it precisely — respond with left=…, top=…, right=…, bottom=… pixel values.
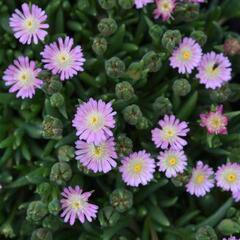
left=119, top=151, right=155, bottom=187
left=9, top=3, right=49, bottom=45
left=60, top=186, right=98, bottom=225
left=153, top=0, right=176, bottom=21
left=75, top=138, right=117, bottom=173
left=3, top=56, right=43, bottom=99
left=223, top=237, right=240, bottom=240
left=186, top=161, right=214, bottom=197
left=72, top=98, right=116, bottom=145
left=200, top=105, right=228, bottom=135
left=232, top=190, right=240, bottom=202
left=196, top=52, right=232, bottom=89
left=158, top=149, right=187, bottom=178
left=41, top=37, right=85, bottom=81
left=170, top=37, right=202, bottom=74
left=151, top=115, right=190, bottom=150
left=216, top=163, right=240, bottom=192
left=134, top=0, right=154, bottom=8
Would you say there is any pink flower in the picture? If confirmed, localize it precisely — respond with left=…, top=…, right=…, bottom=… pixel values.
left=119, top=150, right=155, bottom=187
left=152, top=115, right=189, bottom=150
left=196, top=52, right=232, bottom=89
left=186, top=161, right=214, bottom=197
left=60, top=186, right=98, bottom=225
left=189, top=0, right=205, bottom=3
left=3, top=56, right=43, bottom=99
left=72, top=98, right=116, bottom=145
left=134, top=0, right=154, bottom=8
left=41, top=37, right=85, bottom=81
left=232, top=190, right=240, bottom=202
left=170, top=37, right=202, bottom=74
left=75, top=138, right=117, bottom=173
left=223, top=237, right=240, bottom=240
left=9, top=3, right=49, bottom=45
left=153, top=0, right=176, bottom=21
left=200, top=105, right=228, bottom=135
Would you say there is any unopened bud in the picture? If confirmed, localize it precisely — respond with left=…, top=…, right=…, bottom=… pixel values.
left=105, top=57, right=125, bottom=78
left=57, top=145, right=75, bottom=162
left=50, top=162, right=72, bottom=185
left=48, top=199, right=61, bottom=216
left=224, top=38, right=240, bottom=56
left=162, top=30, right=182, bottom=52
left=50, top=93, right=64, bottom=108
left=217, top=219, right=240, bottom=235
left=42, top=116, right=63, bottom=140
left=116, top=134, right=133, bottom=157
left=209, top=84, right=232, bottom=103
left=26, top=201, right=48, bottom=223
left=175, top=3, right=199, bottom=22
left=152, top=96, right=172, bottom=116
left=31, top=228, right=53, bottom=240
left=195, top=226, right=217, bottom=240
left=115, top=81, right=135, bottom=101
left=122, top=104, right=143, bottom=125
left=142, top=51, right=162, bottom=72
left=172, top=78, right=191, bottom=96
left=98, top=206, right=120, bottom=227
left=191, top=30, right=207, bottom=46
left=98, top=0, right=117, bottom=9
left=98, top=18, right=117, bottom=36
left=136, top=117, right=151, bottom=130
left=118, top=0, right=134, bottom=9
left=127, top=61, right=147, bottom=83
left=92, top=37, right=108, bottom=56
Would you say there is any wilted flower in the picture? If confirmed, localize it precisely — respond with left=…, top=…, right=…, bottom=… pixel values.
left=153, top=0, right=176, bottom=21
left=134, top=0, right=153, bottom=9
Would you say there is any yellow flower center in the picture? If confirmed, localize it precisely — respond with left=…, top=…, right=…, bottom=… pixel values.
left=23, top=17, right=39, bottom=33
left=87, top=112, right=104, bottom=131
left=71, top=200, right=81, bottom=210
left=159, top=0, right=172, bottom=12
left=93, top=146, right=104, bottom=157
left=163, top=127, right=176, bottom=140
left=168, top=157, right=177, bottom=166
left=209, top=116, right=222, bottom=129
left=226, top=173, right=237, bottom=183
left=133, top=163, right=143, bottom=173
left=195, top=174, right=205, bottom=184
left=55, top=51, right=72, bottom=69
left=18, top=69, right=34, bottom=86
left=206, top=63, right=220, bottom=78
left=182, top=50, right=191, bottom=60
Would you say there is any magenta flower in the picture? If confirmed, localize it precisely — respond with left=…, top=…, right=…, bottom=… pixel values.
left=186, top=161, right=214, bottom=197
left=3, top=56, right=42, bottom=99
left=119, top=150, right=155, bottom=187
left=153, top=0, right=176, bottom=21
left=200, top=105, right=228, bottom=135
left=152, top=115, right=189, bottom=150
left=158, top=149, right=187, bottom=178
left=196, top=52, right=232, bottom=89
left=41, top=37, right=85, bottom=81
left=134, top=0, right=154, bottom=8
left=72, top=98, right=116, bottom=145
left=9, top=3, right=49, bottom=45
left=75, top=138, right=117, bottom=173
left=60, top=186, right=98, bottom=225
left=170, top=37, right=202, bottom=74
left=216, top=163, right=240, bottom=192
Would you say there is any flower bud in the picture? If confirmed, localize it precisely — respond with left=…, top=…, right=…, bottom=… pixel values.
left=127, top=61, right=147, bottom=83
left=92, top=37, right=108, bottom=56
left=195, top=226, right=217, bottom=240
left=162, top=30, right=182, bottom=52
left=122, top=104, right=143, bottom=125
left=98, top=18, right=117, bottom=36
left=26, top=201, right=48, bottom=223
left=98, top=206, right=120, bottom=227
left=136, top=117, right=151, bottom=130
left=152, top=96, right=172, bottom=116
left=115, top=134, right=133, bottom=157
left=57, top=145, right=75, bottom=162
left=224, top=38, right=240, bottom=56
left=110, top=188, right=133, bottom=213
left=171, top=174, right=189, bottom=187
left=172, top=78, right=191, bottom=96
left=50, top=162, right=72, bottom=185
left=31, top=228, right=53, bottom=240
left=42, top=76, right=63, bottom=95
left=42, top=216, right=61, bottom=231
left=50, top=93, right=64, bottom=108
left=42, top=116, right=63, bottom=140
left=36, top=182, right=52, bottom=199
left=217, top=219, right=240, bottom=235
left=175, top=3, right=199, bottom=22
left=115, top=81, right=135, bottom=101
left=98, top=0, right=117, bottom=9
left=118, top=0, right=134, bottom=9
left=149, top=25, right=164, bottom=43
left=142, top=51, right=162, bottom=73
left=105, top=57, right=125, bottom=78
left=190, top=30, right=207, bottom=46
left=209, top=84, right=232, bottom=103
left=48, top=199, right=61, bottom=216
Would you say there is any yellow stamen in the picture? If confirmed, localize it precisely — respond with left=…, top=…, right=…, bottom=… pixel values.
left=133, top=163, right=142, bottom=173
left=226, top=173, right=237, bottom=183
left=195, top=174, right=205, bottom=184
left=168, top=157, right=177, bottom=166
left=182, top=51, right=191, bottom=60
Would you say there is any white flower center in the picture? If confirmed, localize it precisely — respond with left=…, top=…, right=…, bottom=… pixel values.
left=205, top=63, right=220, bottom=79
left=17, top=69, right=34, bottom=87
left=129, top=158, right=144, bottom=175
left=194, top=173, right=205, bottom=185
left=90, top=144, right=106, bottom=159
left=162, top=126, right=177, bottom=141
left=87, top=112, right=105, bottom=131
left=207, top=114, right=224, bottom=131
left=55, top=51, right=73, bottom=69
left=158, top=0, right=173, bottom=13
left=224, top=171, right=237, bottom=183
left=167, top=155, right=177, bottom=166
left=69, top=195, right=86, bottom=211
left=23, top=16, right=39, bottom=33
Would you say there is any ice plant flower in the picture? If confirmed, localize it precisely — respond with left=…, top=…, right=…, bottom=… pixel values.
left=153, top=0, right=176, bottom=21
left=186, top=161, right=214, bottom=197
left=189, top=0, right=205, bottom=3
left=196, top=52, right=232, bottom=89
left=41, top=37, right=85, bottom=81
left=119, top=150, right=155, bottom=187
left=157, top=149, right=187, bottom=178
left=152, top=115, right=189, bottom=150
left=223, top=237, right=240, bottom=240
left=3, top=56, right=43, bottom=99
left=232, top=190, right=240, bottom=202
left=134, top=0, right=154, bottom=9
left=75, top=138, right=117, bottom=173
left=9, top=3, right=49, bottom=45
left=200, top=105, right=228, bottom=135
left=170, top=37, right=202, bottom=74
left=72, top=98, right=116, bottom=145
left=60, top=186, right=98, bottom=225
left=216, top=163, right=240, bottom=192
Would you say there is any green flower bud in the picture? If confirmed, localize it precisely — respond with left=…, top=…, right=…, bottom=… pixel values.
left=26, top=201, right=48, bottom=223
left=195, top=226, right=217, bottom=240
left=115, top=81, right=135, bottom=101
left=172, top=79, right=191, bottom=96
left=152, top=96, right=172, bottom=116
left=36, top=182, right=52, bottom=199
left=42, top=76, right=63, bottom=95
left=190, top=30, right=207, bottom=46
left=118, top=0, right=134, bottom=9
left=57, top=145, right=75, bottom=162
left=162, top=30, right=182, bottom=52
left=31, top=228, right=53, bottom=240
left=50, top=93, right=64, bottom=108
left=98, top=18, right=117, bottom=36
left=115, top=134, right=133, bottom=157
left=217, top=219, right=240, bottom=235
left=122, top=104, right=143, bottom=125
left=224, top=38, right=240, bottom=56
left=42, top=116, right=63, bottom=140
left=142, top=51, right=162, bottom=72
left=149, top=25, right=164, bottom=43
left=50, top=162, right=72, bottom=185
left=105, top=57, right=125, bottom=78
left=98, top=0, right=116, bottom=9
left=175, top=3, right=199, bottom=22
left=48, top=199, right=61, bottom=216
left=171, top=174, right=189, bottom=187
left=98, top=206, right=120, bottom=227
left=42, top=216, right=61, bottom=231
left=0, top=223, right=15, bottom=239
left=92, top=37, right=108, bottom=56
left=136, top=117, right=151, bottom=130
left=127, top=61, right=147, bottom=83
left=209, top=84, right=232, bottom=103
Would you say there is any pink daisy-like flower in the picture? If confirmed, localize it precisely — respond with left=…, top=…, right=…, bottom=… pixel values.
left=170, top=37, right=202, bottom=74
left=186, top=161, right=214, bottom=197
left=158, top=149, right=187, bottom=178
left=153, top=0, right=176, bottom=21
left=75, top=138, right=117, bottom=173
left=223, top=237, right=240, bottom=240
left=9, top=3, right=49, bottom=45
left=72, top=98, right=116, bottom=145
left=134, top=0, right=154, bottom=8
left=216, top=163, right=240, bottom=192
left=151, top=115, right=189, bottom=150
left=196, top=52, right=232, bottom=89
left=200, top=105, right=228, bottom=135
left=41, top=37, right=85, bottom=81
left=3, top=56, right=43, bottom=99
left=189, top=0, right=205, bottom=3
left=232, top=190, right=240, bottom=202
left=60, top=186, right=98, bottom=225
left=119, top=150, right=155, bottom=187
